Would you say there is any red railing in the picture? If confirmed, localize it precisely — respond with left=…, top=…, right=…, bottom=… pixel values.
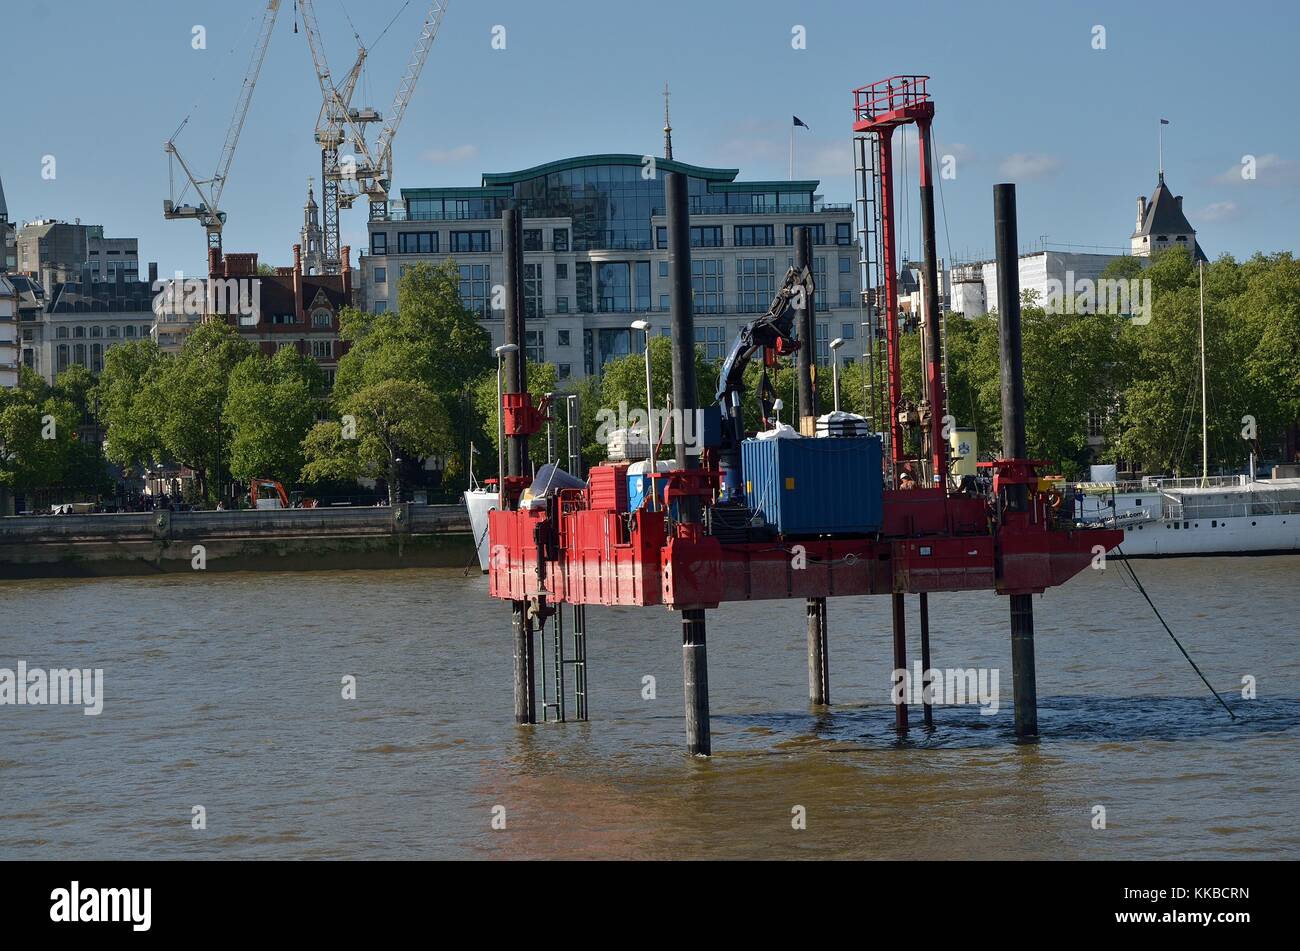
left=852, top=75, right=931, bottom=124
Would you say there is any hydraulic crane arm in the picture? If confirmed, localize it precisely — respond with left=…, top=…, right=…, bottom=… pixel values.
left=714, top=265, right=813, bottom=499
left=715, top=264, right=812, bottom=407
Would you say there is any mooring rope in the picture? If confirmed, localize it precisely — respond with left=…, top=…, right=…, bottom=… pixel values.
left=1114, top=545, right=1237, bottom=719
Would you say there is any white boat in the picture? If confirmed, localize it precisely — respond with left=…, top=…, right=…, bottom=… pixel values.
left=464, top=488, right=497, bottom=572
left=1073, top=475, right=1300, bottom=556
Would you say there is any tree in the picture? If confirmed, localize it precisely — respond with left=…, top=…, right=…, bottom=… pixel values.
left=151, top=320, right=254, bottom=500
left=303, top=378, right=453, bottom=503
left=333, top=261, right=491, bottom=489
left=98, top=338, right=164, bottom=473
left=224, top=347, right=324, bottom=484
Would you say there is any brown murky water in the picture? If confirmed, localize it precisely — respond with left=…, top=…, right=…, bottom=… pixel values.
left=1, top=556, right=1297, bottom=859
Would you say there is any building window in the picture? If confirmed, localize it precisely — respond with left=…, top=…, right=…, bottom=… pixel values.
left=636, top=261, right=651, bottom=311
left=91, top=343, right=104, bottom=373
left=311, top=308, right=332, bottom=328
left=658, top=260, right=669, bottom=278
left=312, top=339, right=333, bottom=359
left=557, top=363, right=571, bottom=380
left=553, top=228, right=569, bottom=252
left=691, top=226, right=723, bottom=248
left=90, top=325, right=102, bottom=338
left=655, top=226, right=668, bottom=250
left=374, top=300, right=388, bottom=314
left=1087, top=410, right=1105, bottom=438
left=108, top=326, right=119, bottom=338
left=694, top=324, right=726, bottom=361
left=270, top=313, right=296, bottom=325
left=557, top=329, right=570, bottom=347
left=74, top=343, right=86, bottom=366
left=735, top=225, right=775, bottom=247
left=737, top=257, right=776, bottom=312
left=124, top=326, right=136, bottom=338
left=523, top=229, right=543, bottom=251
left=450, top=230, right=490, bottom=253
left=556, top=296, right=569, bottom=313
left=57, top=344, right=69, bottom=372
left=374, top=266, right=387, bottom=284
left=841, top=322, right=856, bottom=340
left=371, top=232, right=388, bottom=255
left=692, top=258, right=724, bottom=314
left=840, top=291, right=853, bottom=307
left=459, top=263, right=492, bottom=317
left=525, top=329, right=545, bottom=365
left=836, top=222, right=852, bottom=246
left=659, top=294, right=670, bottom=311
left=575, top=262, right=592, bottom=313
left=784, top=224, right=825, bottom=246
left=816, top=323, right=829, bottom=364
left=597, top=262, right=631, bottom=313
left=555, top=262, right=568, bottom=280
left=524, top=262, right=544, bottom=318
left=397, top=231, right=437, bottom=254
left=839, top=255, right=852, bottom=274
left=74, top=326, right=86, bottom=338
left=56, top=326, right=69, bottom=339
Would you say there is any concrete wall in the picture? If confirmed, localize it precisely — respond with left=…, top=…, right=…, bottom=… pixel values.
left=0, top=504, right=474, bottom=577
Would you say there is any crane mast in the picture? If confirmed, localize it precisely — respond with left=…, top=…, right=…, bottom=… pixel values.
left=297, top=0, right=449, bottom=270
left=163, top=0, right=281, bottom=256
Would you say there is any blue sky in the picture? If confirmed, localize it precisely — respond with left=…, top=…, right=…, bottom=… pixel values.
left=3, top=0, right=1296, bottom=275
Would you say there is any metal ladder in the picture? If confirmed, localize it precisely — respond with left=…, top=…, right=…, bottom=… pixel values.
left=538, top=603, right=588, bottom=722
left=854, top=133, right=890, bottom=463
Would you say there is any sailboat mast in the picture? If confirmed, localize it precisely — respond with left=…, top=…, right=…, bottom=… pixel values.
left=1199, top=261, right=1208, bottom=487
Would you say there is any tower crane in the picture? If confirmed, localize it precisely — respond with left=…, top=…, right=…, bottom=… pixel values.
left=163, top=0, right=282, bottom=259
left=297, top=0, right=449, bottom=273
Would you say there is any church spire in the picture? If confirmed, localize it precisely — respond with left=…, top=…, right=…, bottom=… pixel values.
left=662, top=82, right=673, bottom=160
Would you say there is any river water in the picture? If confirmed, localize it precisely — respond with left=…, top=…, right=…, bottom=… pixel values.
left=1, top=556, right=1297, bottom=860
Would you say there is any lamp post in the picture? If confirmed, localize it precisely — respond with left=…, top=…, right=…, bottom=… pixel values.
left=631, top=319, right=656, bottom=510
left=494, top=343, right=518, bottom=509
left=772, top=398, right=784, bottom=426
left=830, top=337, right=846, bottom=412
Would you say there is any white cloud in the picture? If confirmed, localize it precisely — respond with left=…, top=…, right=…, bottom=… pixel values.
left=998, top=152, right=1062, bottom=180
left=1195, top=201, right=1239, bottom=222
left=1213, top=152, right=1299, bottom=186
left=422, top=144, right=479, bottom=164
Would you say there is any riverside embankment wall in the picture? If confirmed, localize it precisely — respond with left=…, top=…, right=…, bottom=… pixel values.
left=0, top=505, right=475, bottom=578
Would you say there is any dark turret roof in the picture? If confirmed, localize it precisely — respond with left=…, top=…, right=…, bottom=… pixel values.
left=1135, top=173, right=1207, bottom=262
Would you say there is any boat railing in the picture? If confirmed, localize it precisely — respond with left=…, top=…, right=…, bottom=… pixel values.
left=1160, top=488, right=1300, bottom=520
left=1077, top=474, right=1248, bottom=495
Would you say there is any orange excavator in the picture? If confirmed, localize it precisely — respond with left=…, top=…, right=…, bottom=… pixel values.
left=248, top=479, right=316, bottom=510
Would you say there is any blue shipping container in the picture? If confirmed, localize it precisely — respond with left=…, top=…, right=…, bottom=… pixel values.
left=741, top=436, right=883, bottom=535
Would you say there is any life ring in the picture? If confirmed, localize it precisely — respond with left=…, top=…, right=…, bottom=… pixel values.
left=1045, top=490, right=1063, bottom=510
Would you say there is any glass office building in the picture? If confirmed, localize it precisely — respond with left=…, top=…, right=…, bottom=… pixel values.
left=363, top=154, right=860, bottom=381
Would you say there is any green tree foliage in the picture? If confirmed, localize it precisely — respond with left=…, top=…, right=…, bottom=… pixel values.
left=98, top=337, right=164, bottom=472
left=0, top=367, right=109, bottom=498
left=303, top=378, right=453, bottom=502
left=333, top=261, right=491, bottom=489
left=223, top=346, right=325, bottom=483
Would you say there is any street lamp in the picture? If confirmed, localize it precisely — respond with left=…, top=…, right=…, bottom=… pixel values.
left=630, top=319, right=656, bottom=510
left=830, top=337, right=846, bottom=412
left=772, top=398, right=784, bottom=426
left=494, top=343, right=518, bottom=509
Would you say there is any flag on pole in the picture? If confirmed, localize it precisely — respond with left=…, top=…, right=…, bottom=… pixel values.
left=1160, top=118, right=1170, bottom=124
left=790, top=117, right=810, bottom=179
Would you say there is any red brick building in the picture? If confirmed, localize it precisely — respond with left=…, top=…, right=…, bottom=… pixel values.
left=207, top=243, right=354, bottom=386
